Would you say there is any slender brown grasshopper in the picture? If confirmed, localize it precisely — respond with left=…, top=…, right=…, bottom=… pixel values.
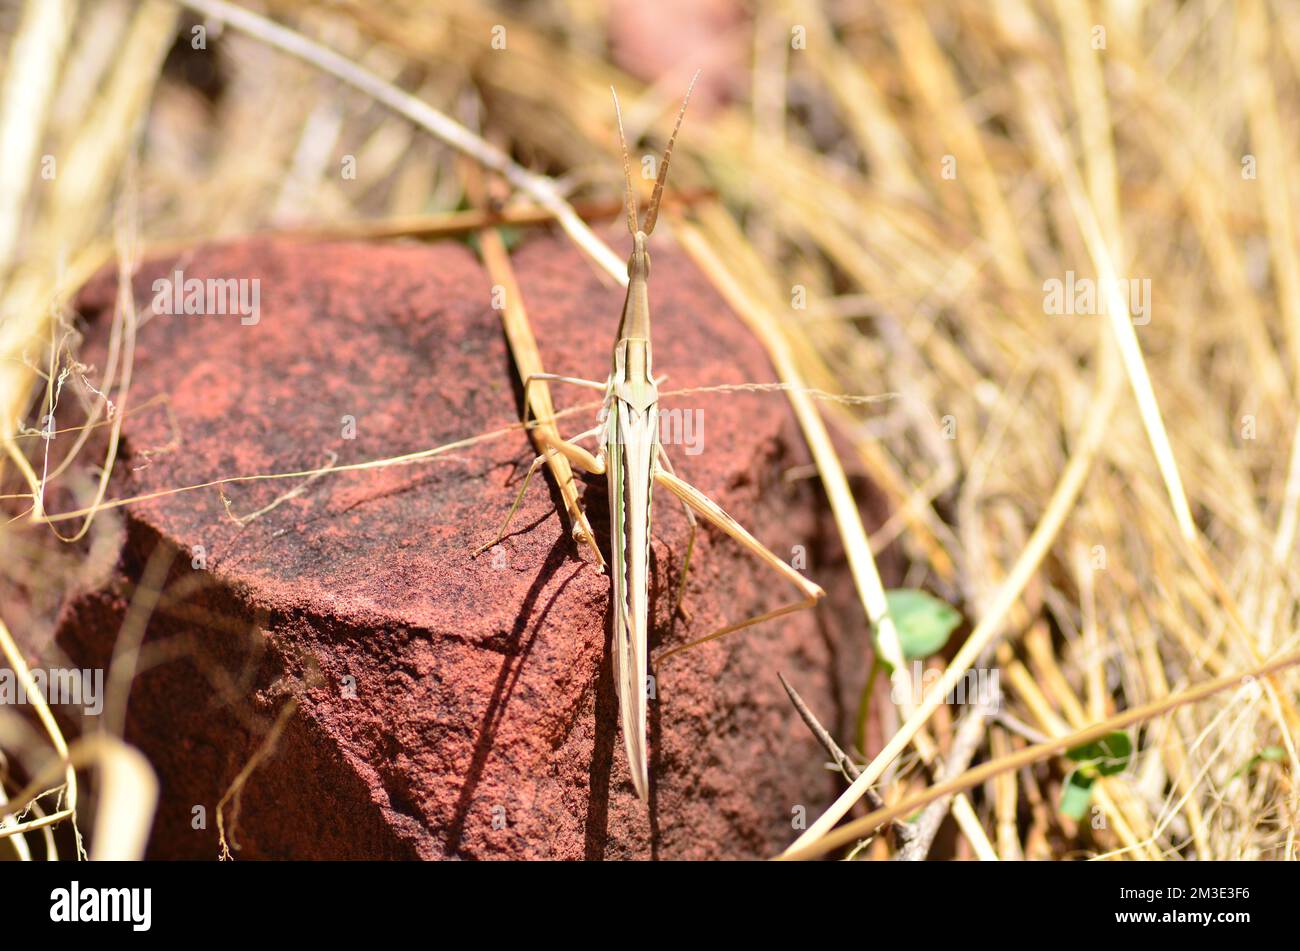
left=482, top=77, right=825, bottom=800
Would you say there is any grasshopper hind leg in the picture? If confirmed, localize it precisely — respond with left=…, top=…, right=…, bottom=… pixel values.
left=650, top=466, right=825, bottom=667
left=655, top=444, right=697, bottom=624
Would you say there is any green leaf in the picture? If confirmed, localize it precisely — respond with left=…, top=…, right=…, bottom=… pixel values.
left=1059, top=770, right=1095, bottom=820
left=1066, top=731, right=1132, bottom=778
left=877, top=589, right=961, bottom=666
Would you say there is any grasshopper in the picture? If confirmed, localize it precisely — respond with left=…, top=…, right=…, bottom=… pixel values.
left=481, top=78, right=825, bottom=801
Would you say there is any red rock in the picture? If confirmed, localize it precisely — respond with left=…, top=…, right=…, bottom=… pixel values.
left=57, top=232, right=866, bottom=859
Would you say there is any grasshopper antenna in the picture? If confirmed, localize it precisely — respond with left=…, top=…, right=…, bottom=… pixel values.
left=642, top=69, right=699, bottom=237
left=611, top=87, right=640, bottom=235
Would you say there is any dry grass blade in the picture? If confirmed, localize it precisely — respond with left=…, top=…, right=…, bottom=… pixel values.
left=88, top=738, right=158, bottom=861
left=170, top=0, right=626, bottom=282
left=464, top=159, right=603, bottom=563
left=672, top=210, right=910, bottom=681
left=0, top=614, right=80, bottom=850
left=0, top=0, right=74, bottom=271
left=782, top=648, right=1300, bottom=861
left=787, top=342, right=1124, bottom=854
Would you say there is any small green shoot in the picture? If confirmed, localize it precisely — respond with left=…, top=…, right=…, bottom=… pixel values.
left=856, top=589, right=962, bottom=754
left=878, top=589, right=963, bottom=666
left=1060, top=771, right=1095, bottom=821
left=1058, top=730, right=1133, bottom=820
left=1230, top=745, right=1286, bottom=781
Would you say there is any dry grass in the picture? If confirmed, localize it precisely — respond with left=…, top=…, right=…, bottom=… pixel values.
left=1, top=0, right=1299, bottom=860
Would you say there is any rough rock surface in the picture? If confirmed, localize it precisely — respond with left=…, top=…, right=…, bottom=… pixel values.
left=57, top=232, right=866, bottom=859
